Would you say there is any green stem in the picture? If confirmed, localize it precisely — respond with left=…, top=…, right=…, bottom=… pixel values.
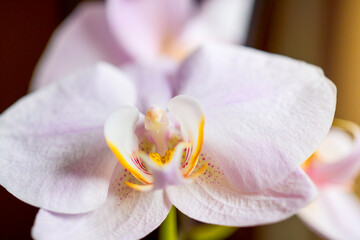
left=160, top=206, right=177, bottom=240
left=184, top=225, right=238, bottom=240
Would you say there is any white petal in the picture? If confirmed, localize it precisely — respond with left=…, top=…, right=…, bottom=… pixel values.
left=166, top=162, right=317, bottom=226
left=0, top=63, right=136, bottom=214
left=177, top=43, right=336, bottom=192
left=32, top=164, right=171, bottom=240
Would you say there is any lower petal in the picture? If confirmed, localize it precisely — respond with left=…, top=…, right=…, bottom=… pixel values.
left=32, top=164, right=172, bottom=240
left=166, top=162, right=317, bottom=226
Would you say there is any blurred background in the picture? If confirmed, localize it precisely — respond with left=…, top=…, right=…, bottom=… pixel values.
left=0, top=0, right=358, bottom=239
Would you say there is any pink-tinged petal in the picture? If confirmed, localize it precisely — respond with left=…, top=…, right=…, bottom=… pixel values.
left=122, top=59, right=177, bottom=112
left=0, top=63, right=136, bottom=214
left=31, top=2, right=128, bottom=90
left=32, top=165, right=172, bottom=240
left=298, top=186, right=360, bottom=240
left=105, top=0, right=194, bottom=62
left=307, top=119, right=360, bottom=185
left=180, top=0, right=255, bottom=50
left=166, top=161, right=317, bottom=226
left=176, top=43, right=336, bottom=193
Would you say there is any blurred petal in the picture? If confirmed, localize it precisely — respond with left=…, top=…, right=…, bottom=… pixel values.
left=177, top=44, right=336, bottom=192
left=180, top=0, right=255, bottom=50
left=0, top=63, right=136, bottom=214
left=31, top=2, right=128, bottom=90
left=104, top=107, right=153, bottom=184
left=298, top=187, right=360, bottom=240
left=316, top=127, right=355, bottom=163
left=167, top=161, right=317, bottom=226
left=122, top=59, right=177, bottom=112
left=308, top=119, right=360, bottom=184
left=200, top=0, right=254, bottom=43
left=105, top=0, right=194, bottom=62
left=32, top=164, right=171, bottom=240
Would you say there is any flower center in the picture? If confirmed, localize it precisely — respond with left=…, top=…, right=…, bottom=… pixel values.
left=141, top=105, right=198, bottom=170
left=104, top=96, right=206, bottom=191
left=144, top=105, right=170, bottom=157
left=149, top=148, right=175, bottom=166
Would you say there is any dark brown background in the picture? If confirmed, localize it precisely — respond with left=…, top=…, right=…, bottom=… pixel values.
left=0, top=0, right=355, bottom=239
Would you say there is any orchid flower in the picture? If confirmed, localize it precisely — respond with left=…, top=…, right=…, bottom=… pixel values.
left=105, top=0, right=254, bottom=62
left=31, top=0, right=255, bottom=90
left=299, top=119, right=360, bottom=240
left=0, top=43, right=336, bottom=239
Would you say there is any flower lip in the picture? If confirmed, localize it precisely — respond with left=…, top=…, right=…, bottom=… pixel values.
left=104, top=95, right=206, bottom=191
